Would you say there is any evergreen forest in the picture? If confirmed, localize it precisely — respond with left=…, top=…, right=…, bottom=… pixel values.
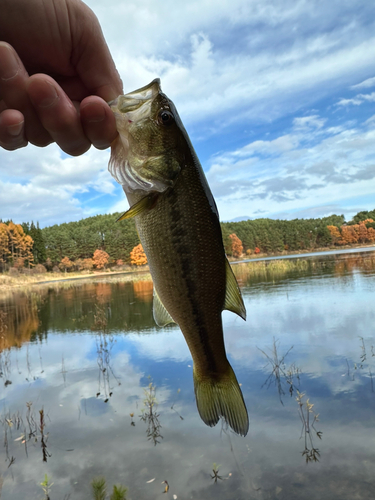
left=1, top=209, right=375, bottom=273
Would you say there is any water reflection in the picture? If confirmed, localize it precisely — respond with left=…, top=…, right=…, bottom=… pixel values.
left=1, top=252, right=375, bottom=498
left=139, top=380, right=163, bottom=446
left=296, top=390, right=322, bottom=463
left=0, top=292, right=40, bottom=351
left=0, top=401, right=51, bottom=471
left=258, top=338, right=301, bottom=404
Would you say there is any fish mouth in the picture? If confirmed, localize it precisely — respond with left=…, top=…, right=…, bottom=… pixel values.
left=109, top=79, right=161, bottom=113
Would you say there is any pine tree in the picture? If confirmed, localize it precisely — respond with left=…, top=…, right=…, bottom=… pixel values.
left=30, top=221, right=47, bottom=264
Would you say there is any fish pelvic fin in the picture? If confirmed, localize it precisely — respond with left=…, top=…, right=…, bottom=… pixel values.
left=224, top=258, right=246, bottom=320
left=153, top=287, right=176, bottom=327
left=193, top=362, right=249, bottom=436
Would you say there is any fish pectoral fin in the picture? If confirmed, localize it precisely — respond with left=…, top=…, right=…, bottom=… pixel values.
left=153, top=287, right=176, bottom=327
left=224, top=258, right=247, bottom=320
left=116, top=193, right=159, bottom=221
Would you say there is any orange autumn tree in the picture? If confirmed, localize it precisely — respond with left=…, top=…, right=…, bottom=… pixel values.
left=327, top=225, right=341, bottom=245
left=130, top=244, right=147, bottom=266
left=59, top=256, right=74, bottom=273
left=367, top=226, right=375, bottom=242
left=93, top=249, right=110, bottom=270
left=340, top=225, right=359, bottom=245
left=83, top=258, right=94, bottom=271
left=328, top=220, right=375, bottom=246
left=0, top=223, right=11, bottom=269
left=0, top=221, right=34, bottom=269
left=357, top=221, right=369, bottom=243
left=229, top=233, right=243, bottom=258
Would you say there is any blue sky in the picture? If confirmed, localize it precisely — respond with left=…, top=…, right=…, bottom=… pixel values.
left=1, top=0, right=375, bottom=227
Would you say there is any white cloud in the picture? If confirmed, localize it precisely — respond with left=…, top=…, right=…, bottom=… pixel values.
left=293, top=115, right=327, bottom=130
left=2, top=0, right=375, bottom=225
left=351, top=76, right=375, bottom=89
left=337, top=92, right=375, bottom=107
left=336, top=97, right=363, bottom=106
left=0, top=144, right=116, bottom=225
left=206, top=113, right=375, bottom=221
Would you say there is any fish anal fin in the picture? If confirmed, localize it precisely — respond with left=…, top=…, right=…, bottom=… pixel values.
left=116, top=193, right=159, bottom=221
left=193, top=362, right=249, bottom=436
left=153, top=287, right=176, bottom=327
left=224, top=258, right=246, bottom=320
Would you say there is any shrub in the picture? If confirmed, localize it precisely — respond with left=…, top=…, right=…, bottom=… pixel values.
left=8, top=267, right=19, bottom=277
left=34, top=264, right=47, bottom=274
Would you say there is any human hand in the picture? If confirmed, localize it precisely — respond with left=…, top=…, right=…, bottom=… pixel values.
left=0, top=0, right=123, bottom=155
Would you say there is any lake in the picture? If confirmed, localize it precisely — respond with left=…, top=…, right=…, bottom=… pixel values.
left=1, top=251, right=375, bottom=499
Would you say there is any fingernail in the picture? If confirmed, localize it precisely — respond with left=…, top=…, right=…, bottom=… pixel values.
left=81, top=103, right=106, bottom=123
left=29, top=80, right=59, bottom=108
left=0, top=43, right=20, bottom=81
left=8, top=121, right=24, bottom=136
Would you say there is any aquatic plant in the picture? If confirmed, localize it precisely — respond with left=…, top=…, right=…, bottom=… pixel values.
left=211, top=463, right=223, bottom=483
left=296, top=390, right=322, bottom=463
left=258, top=338, right=301, bottom=404
left=91, top=477, right=128, bottom=500
left=40, top=474, right=54, bottom=500
left=140, top=380, right=163, bottom=445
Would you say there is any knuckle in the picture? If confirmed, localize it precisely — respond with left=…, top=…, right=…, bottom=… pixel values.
left=0, top=139, right=27, bottom=151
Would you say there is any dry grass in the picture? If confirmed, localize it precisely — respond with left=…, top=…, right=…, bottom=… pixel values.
left=234, top=258, right=310, bottom=277
left=0, top=266, right=150, bottom=291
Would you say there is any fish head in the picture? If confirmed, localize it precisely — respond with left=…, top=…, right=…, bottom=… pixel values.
left=109, top=79, right=187, bottom=194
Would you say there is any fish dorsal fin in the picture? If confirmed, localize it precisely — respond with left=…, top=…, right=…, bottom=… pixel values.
left=116, top=193, right=159, bottom=221
left=153, top=287, right=176, bottom=327
left=224, top=258, right=246, bottom=320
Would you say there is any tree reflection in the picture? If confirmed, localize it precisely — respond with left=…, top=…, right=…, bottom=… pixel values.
left=0, top=292, right=41, bottom=352
left=133, top=280, right=153, bottom=303
left=334, top=254, right=375, bottom=276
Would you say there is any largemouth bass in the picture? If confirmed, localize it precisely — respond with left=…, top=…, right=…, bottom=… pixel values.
left=108, top=79, right=249, bottom=436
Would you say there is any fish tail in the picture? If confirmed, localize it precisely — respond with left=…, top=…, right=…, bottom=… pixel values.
left=193, top=362, right=249, bottom=436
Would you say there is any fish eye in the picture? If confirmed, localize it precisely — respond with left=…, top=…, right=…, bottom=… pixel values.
left=158, top=110, right=174, bottom=125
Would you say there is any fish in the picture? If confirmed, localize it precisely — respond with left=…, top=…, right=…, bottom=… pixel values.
left=108, top=79, right=249, bottom=436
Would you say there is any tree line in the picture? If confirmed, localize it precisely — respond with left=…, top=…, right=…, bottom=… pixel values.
left=0, top=209, right=374, bottom=272
left=222, top=214, right=345, bottom=256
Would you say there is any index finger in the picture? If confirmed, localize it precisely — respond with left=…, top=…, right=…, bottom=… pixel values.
left=0, top=42, right=52, bottom=146
left=70, top=5, right=123, bottom=102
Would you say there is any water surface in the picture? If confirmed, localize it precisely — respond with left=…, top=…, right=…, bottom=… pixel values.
left=1, top=252, right=375, bottom=499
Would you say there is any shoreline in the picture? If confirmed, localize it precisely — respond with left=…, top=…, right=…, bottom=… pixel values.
left=0, top=266, right=151, bottom=291
left=230, top=243, right=375, bottom=264
left=1, top=243, right=375, bottom=291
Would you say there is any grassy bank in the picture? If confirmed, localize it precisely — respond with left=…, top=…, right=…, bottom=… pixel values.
left=0, top=265, right=151, bottom=291
left=228, top=242, right=375, bottom=262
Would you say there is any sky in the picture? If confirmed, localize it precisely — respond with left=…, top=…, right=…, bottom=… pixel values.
left=1, top=0, right=375, bottom=227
